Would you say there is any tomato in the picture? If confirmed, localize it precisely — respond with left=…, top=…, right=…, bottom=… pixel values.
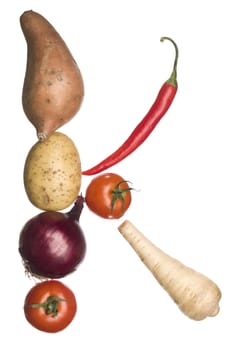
left=24, top=280, right=77, bottom=333
left=85, top=173, right=133, bottom=219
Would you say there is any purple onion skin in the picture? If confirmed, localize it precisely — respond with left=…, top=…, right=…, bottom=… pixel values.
left=19, top=196, right=86, bottom=279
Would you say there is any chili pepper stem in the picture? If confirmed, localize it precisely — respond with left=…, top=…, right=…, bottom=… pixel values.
left=160, top=37, right=178, bottom=87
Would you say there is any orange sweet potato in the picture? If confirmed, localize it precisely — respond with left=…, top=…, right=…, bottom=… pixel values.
left=20, top=10, right=84, bottom=140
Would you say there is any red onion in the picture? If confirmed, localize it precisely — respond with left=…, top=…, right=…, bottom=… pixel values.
left=19, top=195, right=86, bottom=279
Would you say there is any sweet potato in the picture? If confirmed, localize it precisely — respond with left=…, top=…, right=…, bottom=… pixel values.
left=20, top=10, right=84, bottom=140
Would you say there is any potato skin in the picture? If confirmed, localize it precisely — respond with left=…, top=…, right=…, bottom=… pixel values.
left=24, top=132, right=81, bottom=211
left=20, top=10, right=84, bottom=140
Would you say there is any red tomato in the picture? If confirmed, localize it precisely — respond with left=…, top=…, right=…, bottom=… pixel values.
left=24, top=280, right=77, bottom=333
left=85, top=173, right=133, bottom=219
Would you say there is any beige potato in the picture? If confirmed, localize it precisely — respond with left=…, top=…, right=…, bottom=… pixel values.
left=24, top=132, right=81, bottom=211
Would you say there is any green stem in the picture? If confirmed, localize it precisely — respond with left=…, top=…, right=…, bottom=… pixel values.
left=28, top=295, right=66, bottom=318
left=160, top=36, right=179, bottom=87
left=111, top=181, right=134, bottom=215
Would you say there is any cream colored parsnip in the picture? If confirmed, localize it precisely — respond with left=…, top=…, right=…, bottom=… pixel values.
left=24, top=132, right=81, bottom=211
left=118, top=220, right=221, bottom=321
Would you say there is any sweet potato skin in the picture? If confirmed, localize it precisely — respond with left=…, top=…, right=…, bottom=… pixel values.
left=20, top=10, right=84, bottom=140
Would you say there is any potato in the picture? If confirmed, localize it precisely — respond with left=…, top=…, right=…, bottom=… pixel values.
left=24, top=132, right=81, bottom=211
left=20, top=10, right=84, bottom=141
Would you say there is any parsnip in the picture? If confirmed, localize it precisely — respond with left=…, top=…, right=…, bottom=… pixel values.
left=118, top=220, right=221, bottom=321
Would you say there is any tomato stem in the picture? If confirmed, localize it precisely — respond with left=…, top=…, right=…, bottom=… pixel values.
left=111, top=181, right=134, bottom=215
left=28, top=295, right=66, bottom=318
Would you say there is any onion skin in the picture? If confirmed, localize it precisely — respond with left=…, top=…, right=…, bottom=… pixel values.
left=19, top=196, right=86, bottom=279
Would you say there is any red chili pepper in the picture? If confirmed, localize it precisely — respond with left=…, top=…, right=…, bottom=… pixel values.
left=82, top=37, right=179, bottom=176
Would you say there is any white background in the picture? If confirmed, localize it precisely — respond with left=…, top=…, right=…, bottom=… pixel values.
left=1, top=0, right=238, bottom=348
